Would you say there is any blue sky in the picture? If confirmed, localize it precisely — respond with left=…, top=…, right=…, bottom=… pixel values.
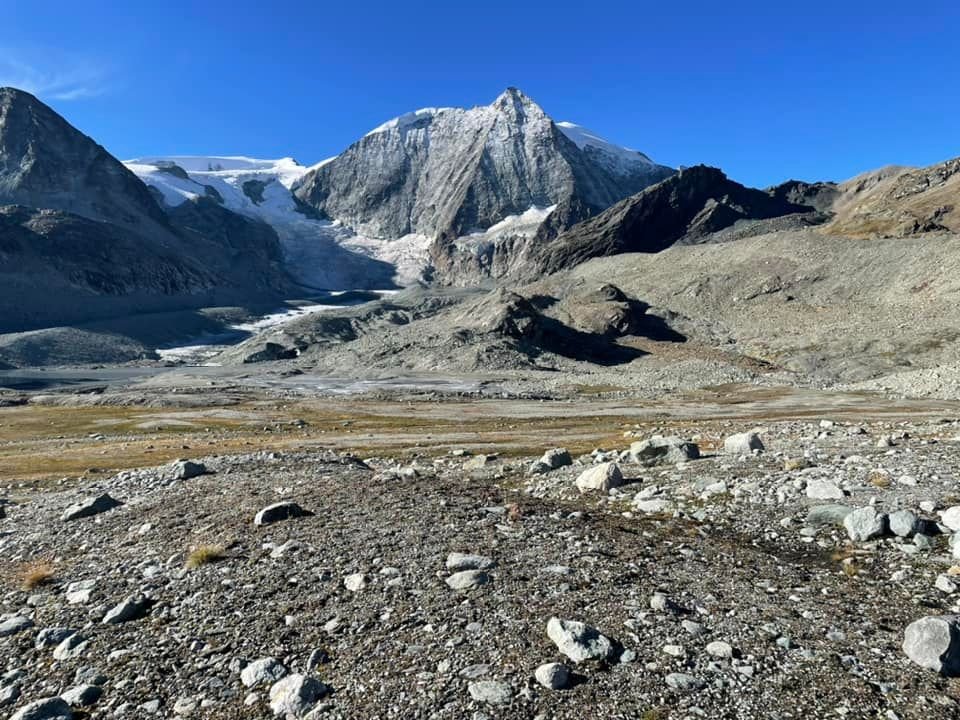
left=2, top=1, right=958, bottom=187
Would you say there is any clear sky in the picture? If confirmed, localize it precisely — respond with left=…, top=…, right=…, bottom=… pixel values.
left=2, top=1, right=958, bottom=187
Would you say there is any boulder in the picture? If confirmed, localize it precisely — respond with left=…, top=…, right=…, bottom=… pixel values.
left=529, top=448, right=572, bottom=474
left=629, top=436, right=699, bottom=466
left=723, top=432, right=764, bottom=455
left=102, top=594, right=151, bottom=624
left=805, top=479, right=845, bottom=500
left=575, top=462, right=624, bottom=492
left=60, top=494, right=121, bottom=522
left=903, top=615, right=960, bottom=675
left=445, top=570, right=489, bottom=591
left=241, top=658, right=287, bottom=688
left=534, top=662, right=571, bottom=690
left=467, top=680, right=512, bottom=705
left=843, top=506, right=888, bottom=542
left=170, top=460, right=206, bottom=480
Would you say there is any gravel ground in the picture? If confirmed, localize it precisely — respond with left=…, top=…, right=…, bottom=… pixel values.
left=5, top=413, right=960, bottom=718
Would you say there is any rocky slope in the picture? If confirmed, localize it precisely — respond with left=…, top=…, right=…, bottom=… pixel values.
left=4, top=403, right=960, bottom=718
left=294, top=88, right=673, bottom=284
left=525, top=166, right=822, bottom=277
left=824, top=157, right=960, bottom=237
left=0, top=88, right=291, bottom=334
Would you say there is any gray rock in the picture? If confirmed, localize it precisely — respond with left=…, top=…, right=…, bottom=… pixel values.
left=665, top=673, right=702, bottom=690
left=73, top=668, right=106, bottom=686
left=0, top=615, right=33, bottom=637
left=9, top=697, right=73, bottom=720
left=170, top=460, right=206, bottom=480
left=534, top=662, right=571, bottom=690
left=35, top=627, right=75, bottom=649
left=546, top=617, right=614, bottom=663
left=936, top=575, right=958, bottom=594
left=706, top=640, right=735, bottom=658
left=903, top=615, right=960, bottom=675
left=575, top=462, right=624, bottom=492
left=941, top=506, right=960, bottom=532
left=888, top=509, right=918, bottom=538
left=723, top=431, right=764, bottom=455
left=468, top=680, right=512, bottom=705
left=445, top=553, right=497, bottom=571
left=529, top=448, right=572, bottom=474
left=805, top=479, right=845, bottom=500
left=633, top=498, right=675, bottom=514
left=241, top=658, right=288, bottom=688
left=629, top=436, right=699, bottom=466
left=445, top=570, right=489, bottom=591
left=65, top=580, right=96, bottom=605
left=53, top=634, right=88, bottom=661
left=268, top=674, right=329, bottom=718
left=60, top=685, right=102, bottom=707
left=60, top=493, right=121, bottom=522
left=343, top=573, right=367, bottom=592
left=463, top=454, right=495, bottom=471
left=102, top=594, right=150, bottom=624
left=843, top=506, right=888, bottom=542
left=650, top=592, right=682, bottom=614
left=254, top=501, right=311, bottom=526
left=0, top=683, right=22, bottom=708
left=806, top=504, right=853, bottom=527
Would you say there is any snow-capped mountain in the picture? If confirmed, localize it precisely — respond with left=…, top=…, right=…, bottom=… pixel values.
left=126, top=88, right=673, bottom=288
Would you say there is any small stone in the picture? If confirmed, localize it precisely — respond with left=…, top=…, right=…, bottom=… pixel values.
left=445, top=570, right=489, bottom=591
left=53, top=634, right=88, bottom=661
left=843, top=506, right=888, bottom=542
left=60, top=685, right=102, bottom=707
left=467, top=680, right=512, bottom=705
left=941, top=507, right=960, bottom=532
left=343, top=573, right=367, bottom=592
left=9, top=697, right=73, bottom=720
left=575, top=462, right=624, bottom=492
left=35, top=627, right=75, bottom=649
left=241, top=658, right=288, bottom=688
left=903, top=615, right=960, bottom=675
left=534, top=662, right=571, bottom=690
left=102, top=594, right=150, bottom=624
left=889, top=510, right=918, bottom=538
left=61, top=493, right=121, bottom=522
left=73, top=668, right=106, bottom=686
left=268, top=674, right=329, bottom=718
left=0, top=683, right=22, bottom=708
left=665, top=673, right=702, bottom=690
left=0, top=616, right=33, bottom=637
left=650, top=592, right=682, bottom=614
left=65, top=580, right=96, bottom=605
left=546, top=617, right=614, bottom=663
left=806, top=504, right=852, bottom=527
left=446, top=553, right=496, bottom=571
left=254, top=502, right=311, bottom=526
left=805, top=479, right=845, bottom=500
left=723, top=431, right=764, bottom=455
left=936, top=575, right=958, bottom=595
left=705, top=640, right=735, bottom=659
left=682, top=620, right=704, bottom=636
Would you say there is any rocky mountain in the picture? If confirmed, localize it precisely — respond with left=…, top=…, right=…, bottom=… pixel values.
left=525, top=165, right=821, bottom=277
left=294, top=88, right=674, bottom=284
left=0, top=88, right=291, bottom=333
left=824, top=157, right=960, bottom=237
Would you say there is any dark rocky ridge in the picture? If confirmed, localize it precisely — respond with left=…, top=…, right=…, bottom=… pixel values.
left=0, top=88, right=292, bottom=333
left=529, top=166, right=821, bottom=277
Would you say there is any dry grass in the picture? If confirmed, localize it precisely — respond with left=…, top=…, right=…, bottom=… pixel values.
left=15, top=560, right=56, bottom=590
left=185, top=544, right=226, bottom=570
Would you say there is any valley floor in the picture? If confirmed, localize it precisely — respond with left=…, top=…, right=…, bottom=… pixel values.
left=3, top=382, right=960, bottom=718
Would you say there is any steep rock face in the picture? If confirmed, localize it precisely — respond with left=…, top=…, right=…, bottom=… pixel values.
left=530, top=166, right=816, bottom=277
left=0, top=88, right=291, bottom=333
left=0, top=87, right=168, bottom=230
left=295, top=88, right=672, bottom=283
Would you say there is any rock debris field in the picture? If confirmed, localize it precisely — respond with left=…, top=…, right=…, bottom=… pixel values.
left=6, top=417, right=960, bottom=718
